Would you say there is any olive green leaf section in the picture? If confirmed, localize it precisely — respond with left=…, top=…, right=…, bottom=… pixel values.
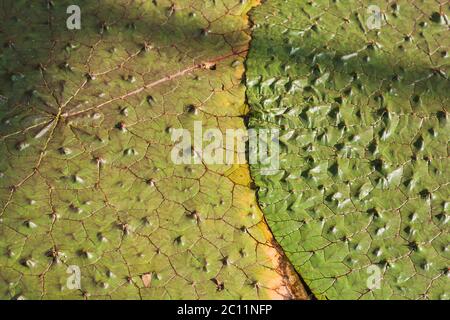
left=247, top=0, right=449, bottom=299
left=0, top=0, right=304, bottom=299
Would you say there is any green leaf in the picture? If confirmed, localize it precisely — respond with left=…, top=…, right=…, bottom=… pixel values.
left=0, top=0, right=305, bottom=300
left=247, top=0, right=449, bottom=300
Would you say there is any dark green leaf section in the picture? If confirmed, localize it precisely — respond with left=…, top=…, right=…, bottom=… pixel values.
left=247, top=0, right=449, bottom=299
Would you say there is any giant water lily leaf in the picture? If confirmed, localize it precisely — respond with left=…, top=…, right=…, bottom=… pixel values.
left=0, top=0, right=307, bottom=299
left=247, top=0, right=449, bottom=299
